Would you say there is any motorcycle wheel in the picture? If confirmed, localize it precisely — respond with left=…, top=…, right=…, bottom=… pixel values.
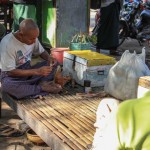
left=118, top=20, right=128, bottom=46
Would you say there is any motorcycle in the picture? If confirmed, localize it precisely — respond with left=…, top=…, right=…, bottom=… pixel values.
left=119, top=0, right=150, bottom=46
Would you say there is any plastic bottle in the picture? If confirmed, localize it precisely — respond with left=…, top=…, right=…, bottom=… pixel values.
left=84, top=80, right=92, bottom=93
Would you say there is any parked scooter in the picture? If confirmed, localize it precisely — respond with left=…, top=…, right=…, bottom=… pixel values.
left=119, top=0, right=150, bottom=46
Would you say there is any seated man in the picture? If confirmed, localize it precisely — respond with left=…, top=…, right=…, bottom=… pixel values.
left=92, top=92, right=150, bottom=150
left=0, top=18, right=62, bottom=99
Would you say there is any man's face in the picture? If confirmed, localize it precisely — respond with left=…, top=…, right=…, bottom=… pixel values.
left=20, top=28, right=39, bottom=45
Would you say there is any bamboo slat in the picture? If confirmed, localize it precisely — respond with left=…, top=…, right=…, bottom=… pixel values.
left=23, top=100, right=83, bottom=150
left=18, top=85, right=103, bottom=150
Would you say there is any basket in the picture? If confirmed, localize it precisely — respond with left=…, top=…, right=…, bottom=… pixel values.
left=26, top=129, right=44, bottom=144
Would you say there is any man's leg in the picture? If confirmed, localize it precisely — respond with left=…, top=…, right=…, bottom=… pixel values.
left=1, top=61, right=58, bottom=99
left=1, top=76, right=46, bottom=99
left=31, top=61, right=58, bottom=82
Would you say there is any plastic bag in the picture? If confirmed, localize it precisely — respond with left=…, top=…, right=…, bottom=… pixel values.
left=104, top=47, right=150, bottom=100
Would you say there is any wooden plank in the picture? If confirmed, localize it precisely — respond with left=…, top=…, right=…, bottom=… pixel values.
left=2, top=84, right=101, bottom=150
left=44, top=98, right=95, bottom=140
left=38, top=100, right=89, bottom=137
left=52, top=94, right=96, bottom=122
left=31, top=99, right=90, bottom=149
left=44, top=97, right=95, bottom=135
left=139, top=76, right=150, bottom=89
left=2, top=92, right=72, bottom=150
left=43, top=95, right=95, bottom=142
left=30, top=99, right=86, bottom=149
left=45, top=95, right=95, bottom=132
left=23, top=99, right=82, bottom=150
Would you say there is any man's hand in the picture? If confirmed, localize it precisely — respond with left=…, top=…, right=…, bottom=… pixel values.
left=49, top=56, right=57, bottom=67
left=8, top=65, right=54, bottom=77
left=38, top=66, right=53, bottom=76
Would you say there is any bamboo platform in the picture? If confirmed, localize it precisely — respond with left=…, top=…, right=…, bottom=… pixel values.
left=2, top=85, right=102, bottom=150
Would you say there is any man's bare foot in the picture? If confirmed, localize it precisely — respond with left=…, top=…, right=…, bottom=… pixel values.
left=55, top=76, right=72, bottom=87
left=40, top=81, right=62, bottom=94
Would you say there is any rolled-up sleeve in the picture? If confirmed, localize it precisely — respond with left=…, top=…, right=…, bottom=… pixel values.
left=1, top=44, right=16, bottom=71
left=33, top=38, right=45, bottom=56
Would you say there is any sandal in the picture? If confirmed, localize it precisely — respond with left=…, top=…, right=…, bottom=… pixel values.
left=0, top=123, right=24, bottom=137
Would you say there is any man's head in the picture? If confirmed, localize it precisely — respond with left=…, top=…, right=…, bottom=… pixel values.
left=18, top=19, right=39, bottom=45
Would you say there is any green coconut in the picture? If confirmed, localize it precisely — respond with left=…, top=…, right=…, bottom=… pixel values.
left=0, top=24, right=6, bottom=38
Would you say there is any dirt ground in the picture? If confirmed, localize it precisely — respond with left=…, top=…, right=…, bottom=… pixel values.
left=0, top=102, right=51, bottom=150
left=118, top=38, right=150, bottom=54
left=118, top=38, right=150, bottom=67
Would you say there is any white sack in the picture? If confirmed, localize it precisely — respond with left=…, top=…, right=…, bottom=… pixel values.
left=104, top=48, right=150, bottom=100
left=92, top=98, right=120, bottom=150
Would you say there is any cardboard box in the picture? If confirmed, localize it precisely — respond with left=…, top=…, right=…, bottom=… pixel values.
left=138, top=76, right=150, bottom=98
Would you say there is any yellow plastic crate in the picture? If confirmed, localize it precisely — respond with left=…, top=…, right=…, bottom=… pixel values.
left=65, top=50, right=116, bottom=66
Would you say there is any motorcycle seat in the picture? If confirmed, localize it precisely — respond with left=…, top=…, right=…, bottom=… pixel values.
left=140, top=10, right=150, bottom=19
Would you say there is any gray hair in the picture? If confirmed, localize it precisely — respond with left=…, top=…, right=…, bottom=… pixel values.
left=19, top=18, right=38, bottom=33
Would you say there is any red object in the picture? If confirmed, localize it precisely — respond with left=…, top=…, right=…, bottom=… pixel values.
left=0, top=0, right=8, bottom=4
left=50, top=47, right=69, bottom=65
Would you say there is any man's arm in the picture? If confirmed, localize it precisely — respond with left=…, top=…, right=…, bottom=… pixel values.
left=39, top=51, right=51, bottom=64
left=7, top=66, right=52, bottom=77
left=40, top=51, right=57, bottom=66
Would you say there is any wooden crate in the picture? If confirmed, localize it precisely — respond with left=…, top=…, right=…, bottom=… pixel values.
left=138, top=76, right=150, bottom=98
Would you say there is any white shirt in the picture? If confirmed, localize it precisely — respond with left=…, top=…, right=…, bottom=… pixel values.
left=0, top=32, right=44, bottom=71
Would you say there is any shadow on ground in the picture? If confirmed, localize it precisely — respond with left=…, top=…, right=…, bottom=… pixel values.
left=0, top=102, right=51, bottom=150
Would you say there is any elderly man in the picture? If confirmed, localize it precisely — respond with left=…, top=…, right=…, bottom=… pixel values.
left=0, top=19, right=62, bottom=99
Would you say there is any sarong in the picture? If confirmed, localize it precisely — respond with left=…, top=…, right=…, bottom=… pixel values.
left=1, top=61, right=57, bottom=99
left=96, top=2, right=120, bottom=49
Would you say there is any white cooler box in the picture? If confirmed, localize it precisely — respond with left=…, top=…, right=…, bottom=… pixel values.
left=63, top=50, right=116, bottom=87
